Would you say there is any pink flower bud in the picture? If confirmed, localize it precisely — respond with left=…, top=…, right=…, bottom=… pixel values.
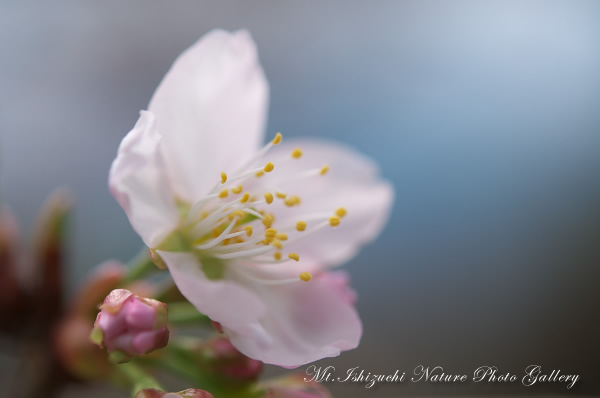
left=0, top=205, right=28, bottom=331
left=263, top=373, right=332, bottom=398
left=136, top=388, right=214, bottom=398
left=90, top=289, right=168, bottom=361
left=33, top=190, right=73, bottom=320
left=200, top=336, right=263, bottom=383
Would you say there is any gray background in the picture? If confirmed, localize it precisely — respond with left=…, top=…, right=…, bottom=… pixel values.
left=1, top=0, right=599, bottom=396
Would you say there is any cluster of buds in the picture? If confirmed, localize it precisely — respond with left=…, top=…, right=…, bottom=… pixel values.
left=136, top=388, right=214, bottom=398
left=197, top=336, right=263, bottom=384
left=262, top=373, right=332, bottom=398
left=90, top=289, right=169, bottom=362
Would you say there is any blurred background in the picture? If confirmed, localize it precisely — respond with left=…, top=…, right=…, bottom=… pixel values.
left=1, top=0, right=599, bottom=396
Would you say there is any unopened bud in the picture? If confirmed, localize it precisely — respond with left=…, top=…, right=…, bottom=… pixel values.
left=263, top=373, right=332, bottom=397
left=0, top=205, right=28, bottom=332
left=54, top=316, right=112, bottom=381
left=33, top=190, right=73, bottom=322
left=90, top=289, right=169, bottom=362
left=200, top=337, right=263, bottom=383
left=136, top=388, right=214, bottom=398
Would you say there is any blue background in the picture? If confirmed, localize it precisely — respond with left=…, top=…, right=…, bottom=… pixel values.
left=1, top=1, right=599, bottom=396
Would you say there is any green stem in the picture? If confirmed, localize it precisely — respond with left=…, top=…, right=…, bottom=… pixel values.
left=119, top=362, right=163, bottom=397
left=168, top=302, right=212, bottom=326
left=121, top=248, right=158, bottom=285
left=162, top=344, right=223, bottom=394
left=136, top=341, right=263, bottom=398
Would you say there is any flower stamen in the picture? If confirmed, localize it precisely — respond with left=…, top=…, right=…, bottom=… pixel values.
left=299, top=272, right=312, bottom=282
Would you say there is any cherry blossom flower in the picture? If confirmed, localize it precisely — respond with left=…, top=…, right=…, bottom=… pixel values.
left=109, top=29, right=393, bottom=367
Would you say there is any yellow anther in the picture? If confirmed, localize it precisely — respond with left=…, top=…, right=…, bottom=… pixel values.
left=291, top=148, right=303, bottom=158
left=272, top=132, right=282, bottom=145
left=240, top=192, right=250, bottom=203
left=288, top=253, right=300, bottom=262
left=265, top=228, right=277, bottom=239
left=299, top=272, right=312, bottom=282
left=231, top=185, right=243, bottom=194
left=243, top=225, right=253, bottom=237
left=223, top=238, right=231, bottom=246
left=218, top=189, right=229, bottom=199
left=255, top=170, right=265, bottom=177
left=212, top=228, right=221, bottom=238
left=275, top=233, right=288, bottom=241
left=236, top=236, right=245, bottom=244
left=329, top=216, right=340, bottom=227
left=320, top=164, right=329, bottom=175
left=264, top=162, right=275, bottom=173
left=250, top=195, right=257, bottom=202
left=262, top=214, right=274, bottom=228
left=296, top=221, right=307, bottom=231
left=272, top=239, right=283, bottom=250
left=336, top=207, right=347, bottom=218
left=259, top=239, right=271, bottom=245
left=220, top=171, right=227, bottom=184
left=284, top=195, right=301, bottom=207
left=201, top=212, right=208, bottom=220
left=264, top=192, right=274, bottom=204
left=275, top=191, right=287, bottom=199
left=228, top=210, right=245, bottom=221
left=274, top=252, right=282, bottom=260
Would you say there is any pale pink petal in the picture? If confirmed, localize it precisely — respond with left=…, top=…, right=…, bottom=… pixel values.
left=226, top=270, right=362, bottom=367
left=148, top=30, right=268, bottom=201
left=317, top=271, right=357, bottom=305
left=109, top=111, right=179, bottom=247
left=254, top=138, right=394, bottom=270
left=106, top=332, right=135, bottom=355
left=97, top=311, right=126, bottom=339
left=157, top=251, right=267, bottom=336
left=132, top=328, right=169, bottom=355
left=124, top=299, right=156, bottom=331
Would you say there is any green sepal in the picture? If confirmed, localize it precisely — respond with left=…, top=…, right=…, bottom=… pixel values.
left=89, top=326, right=104, bottom=346
left=109, top=350, right=130, bottom=364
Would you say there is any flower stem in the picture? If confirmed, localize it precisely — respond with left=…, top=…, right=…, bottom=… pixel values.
left=121, top=248, right=157, bottom=285
left=168, top=302, right=212, bottom=326
left=118, top=362, right=163, bottom=397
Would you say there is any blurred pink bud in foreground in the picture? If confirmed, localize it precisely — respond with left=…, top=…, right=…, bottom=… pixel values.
left=201, top=336, right=263, bottom=383
left=262, top=373, right=332, bottom=398
left=90, top=289, right=168, bottom=361
left=54, top=261, right=126, bottom=381
left=136, top=388, right=215, bottom=398
left=0, top=205, right=26, bottom=330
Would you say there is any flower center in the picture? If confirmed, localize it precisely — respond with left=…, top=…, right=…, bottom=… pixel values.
left=175, top=133, right=346, bottom=284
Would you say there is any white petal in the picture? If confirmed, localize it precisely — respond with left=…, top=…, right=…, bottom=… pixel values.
left=109, top=111, right=178, bottom=247
left=256, top=138, right=394, bottom=269
left=226, top=270, right=362, bottom=367
left=158, top=251, right=267, bottom=335
left=148, top=29, right=269, bottom=201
